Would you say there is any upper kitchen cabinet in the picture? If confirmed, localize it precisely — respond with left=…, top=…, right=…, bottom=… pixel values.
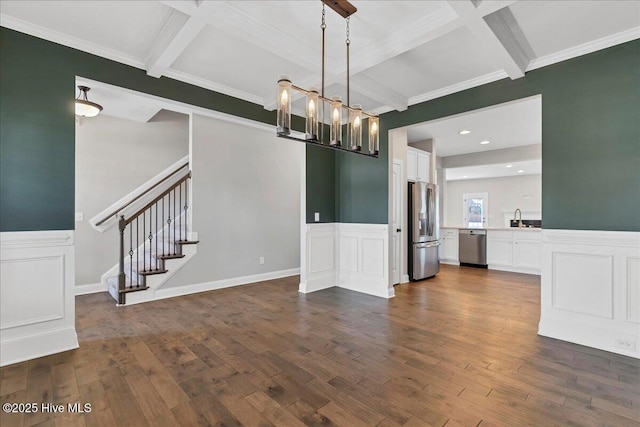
left=407, top=147, right=430, bottom=182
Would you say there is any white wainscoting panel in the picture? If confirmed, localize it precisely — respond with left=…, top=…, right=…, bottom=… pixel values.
left=300, top=224, right=337, bottom=293
left=628, top=258, right=640, bottom=323
left=540, top=229, right=640, bottom=359
left=337, top=224, right=393, bottom=299
left=0, top=231, right=78, bottom=366
left=362, top=238, right=385, bottom=278
left=1, top=256, right=65, bottom=328
left=551, top=253, right=613, bottom=319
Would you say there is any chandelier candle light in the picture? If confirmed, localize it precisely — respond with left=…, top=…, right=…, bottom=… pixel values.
left=276, top=0, right=379, bottom=157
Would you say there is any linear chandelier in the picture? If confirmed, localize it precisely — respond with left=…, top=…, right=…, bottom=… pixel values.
left=276, top=0, right=379, bottom=157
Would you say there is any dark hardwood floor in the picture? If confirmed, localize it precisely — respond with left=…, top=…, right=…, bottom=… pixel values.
left=1, top=264, right=639, bottom=426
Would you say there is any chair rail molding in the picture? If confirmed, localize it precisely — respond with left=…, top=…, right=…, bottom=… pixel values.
left=539, top=229, right=640, bottom=359
left=0, top=230, right=78, bottom=366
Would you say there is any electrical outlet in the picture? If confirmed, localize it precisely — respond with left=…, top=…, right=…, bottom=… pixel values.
left=314, top=212, right=320, bottom=222
left=259, top=256, right=265, bottom=265
left=614, top=337, right=637, bottom=351
left=75, top=212, right=84, bottom=222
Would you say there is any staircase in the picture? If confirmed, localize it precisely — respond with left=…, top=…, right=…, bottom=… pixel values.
left=95, top=162, right=198, bottom=305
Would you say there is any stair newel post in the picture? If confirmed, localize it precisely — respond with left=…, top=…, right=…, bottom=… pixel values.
left=136, top=217, right=139, bottom=287
left=118, top=215, right=126, bottom=305
left=155, top=201, right=158, bottom=271
left=162, top=198, right=165, bottom=256
left=184, top=177, right=189, bottom=241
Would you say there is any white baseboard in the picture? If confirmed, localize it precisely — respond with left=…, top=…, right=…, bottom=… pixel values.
left=299, top=271, right=336, bottom=294
left=75, top=282, right=106, bottom=295
left=540, top=229, right=640, bottom=359
left=539, top=316, right=638, bottom=359
left=488, top=264, right=539, bottom=275
left=125, top=267, right=300, bottom=305
left=440, top=260, right=460, bottom=266
left=0, top=327, right=78, bottom=367
left=401, top=274, right=410, bottom=284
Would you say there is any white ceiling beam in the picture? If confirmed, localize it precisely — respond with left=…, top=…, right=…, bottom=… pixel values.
left=447, top=0, right=526, bottom=79
left=349, top=73, right=408, bottom=112
left=475, top=1, right=519, bottom=17
left=265, top=6, right=463, bottom=112
left=484, top=7, right=535, bottom=71
left=159, top=0, right=198, bottom=17
left=146, top=1, right=219, bottom=78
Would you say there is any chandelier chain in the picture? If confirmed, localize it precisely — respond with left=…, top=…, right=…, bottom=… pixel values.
left=345, top=16, right=350, bottom=108
left=346, top=17, right=350, bottom=45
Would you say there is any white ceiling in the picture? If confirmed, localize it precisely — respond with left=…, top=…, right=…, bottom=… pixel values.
left=407, top=95, right=541, bottom=157
left=1, top=0, right=638, bottom=116
left=445, top=159, right=542, bottom=181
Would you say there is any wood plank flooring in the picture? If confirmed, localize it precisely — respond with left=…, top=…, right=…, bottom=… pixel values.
left=1, top=265, right=639, bottom=426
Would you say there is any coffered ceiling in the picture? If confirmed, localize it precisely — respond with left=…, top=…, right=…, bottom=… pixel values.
left=1, top=0, right=638, bottom=115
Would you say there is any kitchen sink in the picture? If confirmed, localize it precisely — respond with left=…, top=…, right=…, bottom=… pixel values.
left=509, top=219, right=542, bottom=228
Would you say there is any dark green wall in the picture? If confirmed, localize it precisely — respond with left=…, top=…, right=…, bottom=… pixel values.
left=2, top=28, right=638, bottom=232
left=0, top=28, right=287, bottom=231
left=306, top=146, right=336, bottom=223
left=337, top=40, right=640, bottom=231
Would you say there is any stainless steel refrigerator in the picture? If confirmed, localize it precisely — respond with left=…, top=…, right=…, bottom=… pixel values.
left=408, top=182, right=439, bottom=280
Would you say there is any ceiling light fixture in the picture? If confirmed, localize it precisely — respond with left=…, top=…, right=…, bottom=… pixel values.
left=459, top=130, right=471, bottom=135
left=518, top=170, right=524, bottom=173
left=75, top=86, right=103, bottom=117
left=506, top=164, right=513, bottom=168
left=480, top=140, right=490, bottom=145
left=276, top=0, right=379, bottom=157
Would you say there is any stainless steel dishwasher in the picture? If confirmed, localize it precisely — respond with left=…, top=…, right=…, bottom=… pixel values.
left=458, top=229, right=487, bottom=267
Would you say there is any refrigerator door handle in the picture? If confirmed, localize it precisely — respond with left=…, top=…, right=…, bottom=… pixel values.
left=415, top=241, right=440, bottom=249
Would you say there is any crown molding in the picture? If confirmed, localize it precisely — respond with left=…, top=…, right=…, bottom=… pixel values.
left=0, top=14, right=146, bottom=71
left=408, top=70, right=508, bottom=106
left=527, top=27, right=640, bottom=72
left=162, top=68, right=264, bottom=106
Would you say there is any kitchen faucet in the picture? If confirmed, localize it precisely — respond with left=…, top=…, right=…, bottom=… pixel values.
left=513, top=208, right=523, bottom=228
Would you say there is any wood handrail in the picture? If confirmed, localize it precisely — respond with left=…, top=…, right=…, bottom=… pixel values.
left=124, top=171, right=191, bottom=226
left=95, top=162, right=189, bottom=226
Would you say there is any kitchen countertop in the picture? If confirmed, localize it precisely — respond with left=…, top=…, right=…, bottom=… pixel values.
left=441, top=226, right=542, bottom=231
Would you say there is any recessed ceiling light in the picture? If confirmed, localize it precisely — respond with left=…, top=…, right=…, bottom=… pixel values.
left=480, top=140, right=490, bottom=145
left=462, top=175, right=468, bottom=178
left=459, top=130, right=471, bottom=135
left=517, top=170, right=524, bottom=173
left=506, top=164, right=513, bottom=168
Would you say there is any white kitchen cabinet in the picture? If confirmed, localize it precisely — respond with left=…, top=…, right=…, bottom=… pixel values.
left=407, top=149, right=418, bottom=182
left=406, top=147, right=430, bottom=182
left=487, top=230, right=541, bottom=274
left=439, top=228, right=459, bottom=264
left=487, top=232, right=513, bottom=268
left=512, top=231, right=542, bottom=272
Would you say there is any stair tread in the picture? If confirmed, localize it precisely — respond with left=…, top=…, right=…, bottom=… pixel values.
left=157, top=254, right=185, bottom=260
left=119, top=286, right=150, bottom=294
left=176, top=240, right=199, bottom=245
left=139, top=269, right=168, bottom=276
